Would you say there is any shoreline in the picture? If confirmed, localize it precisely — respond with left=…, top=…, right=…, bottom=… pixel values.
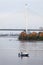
left=18, top=32, right=43, bottom=41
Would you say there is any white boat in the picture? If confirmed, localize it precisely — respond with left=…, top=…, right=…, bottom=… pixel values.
left=18, top=52, right=29, bottom=57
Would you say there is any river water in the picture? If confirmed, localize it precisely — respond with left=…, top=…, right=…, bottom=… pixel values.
left=0, top=37, right=43, bottom=65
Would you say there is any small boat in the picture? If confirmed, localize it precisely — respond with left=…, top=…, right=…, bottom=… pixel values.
left=18, top=52, right=29, bottom=57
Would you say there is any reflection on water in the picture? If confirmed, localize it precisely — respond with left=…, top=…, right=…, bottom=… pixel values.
left=18, top=41, right=43, bottom=60
left=0, top=38, right=43, bottom=65
left=19, top=41, right=28, bottom=52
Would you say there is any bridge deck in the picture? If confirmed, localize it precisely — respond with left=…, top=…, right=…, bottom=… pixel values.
left=0, top=29, right=43, bottom=31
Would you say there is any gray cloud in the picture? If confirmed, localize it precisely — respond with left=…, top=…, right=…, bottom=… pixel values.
left=0, top=0, right=43, bottom=29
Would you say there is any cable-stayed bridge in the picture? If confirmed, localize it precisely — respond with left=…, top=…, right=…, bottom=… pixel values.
left=0, top=29, right=43, bottom=37
left=0, top=29, right=43, bottom=31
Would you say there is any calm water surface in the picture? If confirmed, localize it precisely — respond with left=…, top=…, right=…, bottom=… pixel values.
left=0, top=37, right=43, bottom=65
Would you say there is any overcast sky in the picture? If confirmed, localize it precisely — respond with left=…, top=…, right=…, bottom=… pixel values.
left=0, top=0, right=43, bottom=29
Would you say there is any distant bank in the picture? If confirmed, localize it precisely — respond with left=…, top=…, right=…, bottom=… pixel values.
left=19, top=32, right=43, bottom=41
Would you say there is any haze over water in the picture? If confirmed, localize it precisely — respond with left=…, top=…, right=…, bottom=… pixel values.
left=0, top=0, right=43, bottom=65
left=0, top=37, right=43, bottom=65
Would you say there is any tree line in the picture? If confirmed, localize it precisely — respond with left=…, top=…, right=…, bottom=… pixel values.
left=19, top=32, right=43, bottom=41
